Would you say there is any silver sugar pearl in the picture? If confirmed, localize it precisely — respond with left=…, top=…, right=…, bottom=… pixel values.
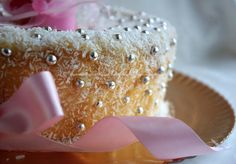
left=160, top=83, right=166, bottom=89
left=148, top=18, right=155, bottom=24
left=163, top=25, right=168, bottom=31
left=116, top=25, right=122, bottom=28
left=76, top=80, right=85, bottom=88
left=142, top=30, right=150, bottom=34
left=90, top=51, right=98, bottom=61
left=139, top=11, right=146, bottom=16
left=107, top=81, right=116, bottom=89
left=160, top=21, right=167, bottom=30
left=145, top=89, right=153, bottom=96
left=138, top=18, right=144, bottom=23
left=128, top=54, right=136, bottom=63
left=76, top=28, right=85, bottom=34
left=1, top=48, right=12, bottom=57
left=150, top=46, right=160, bottom=55
left=130, top=15, right=137, bottom=21
left=162, top=88, right=167, bottom=93
left=81, top=34, right=90, bottom=40
left=137, top=106, right=144, bottom=114
left=123, top=96, right=131, bottom=104
left=134, top=25, right=142, bottom=30
left=168, top=63, right=173, bottom=69
left=45, top=26, right=52, bottom=31
left=154, top=99, right=159, bottom=105
left=165, top=46, right=170, bottom=54
left=114, top=34, right=122, bottom=40
left=119, top=18, right=125, bottom=23
left=78, top=123, right=86, bottom=131
left=96, top=101, right=103, bottom=108
left=142, top=76, right=150, bottom=85
left=124, top=27, right=131, bottom=31
left=33, top=33, right=42, bottom=39
left=160, top=21, right=167, bottom=26
left=160, top=83, right=167, bottom=93
left=44, top=26, right=53, bottom=31
left=168, top=71, right=174, bottom=80
left=153, top=27, right=161, bottom=32
left=170, top=38, right=177, bottom=46
left=143, top=23, right=150, bottom=27
left=46, top=54, right=57, bottom=65
left=157, top=66, right=166, bottom=74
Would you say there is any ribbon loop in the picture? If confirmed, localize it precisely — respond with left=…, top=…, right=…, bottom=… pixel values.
left=0, top=71, right=63, bottom=135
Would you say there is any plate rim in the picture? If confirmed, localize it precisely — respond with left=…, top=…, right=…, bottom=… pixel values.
left=172, top=70, right=235, bottom=146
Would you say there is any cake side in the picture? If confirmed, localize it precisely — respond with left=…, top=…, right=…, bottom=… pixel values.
left=0, top=6, right=176, bottom=143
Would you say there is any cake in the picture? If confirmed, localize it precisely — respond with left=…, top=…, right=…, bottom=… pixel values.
left=0, top=5, right=177, bottom=143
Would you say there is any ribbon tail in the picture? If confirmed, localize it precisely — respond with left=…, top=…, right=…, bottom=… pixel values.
left=73, top=116, right=218, bottom=160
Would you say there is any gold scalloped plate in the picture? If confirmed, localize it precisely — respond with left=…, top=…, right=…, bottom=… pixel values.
left=0, top=71, right=234, bottom=164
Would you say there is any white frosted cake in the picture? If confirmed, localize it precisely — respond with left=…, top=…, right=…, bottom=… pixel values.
left=0, top=5, right=176, bottom=143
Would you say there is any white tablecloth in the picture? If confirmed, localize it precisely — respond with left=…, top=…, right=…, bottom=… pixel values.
left=106, top=0, right=236, bottom=163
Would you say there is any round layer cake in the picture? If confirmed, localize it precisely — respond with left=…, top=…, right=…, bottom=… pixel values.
left=0, top=6, right=176, bottom=143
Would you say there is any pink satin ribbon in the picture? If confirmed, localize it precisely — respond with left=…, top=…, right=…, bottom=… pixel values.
left=0, top=0, right=98, bottom=30
left=0, top=71, right=220, bottom=160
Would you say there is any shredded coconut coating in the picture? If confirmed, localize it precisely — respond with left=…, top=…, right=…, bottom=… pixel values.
left=0, top=6, right=176, bottom=143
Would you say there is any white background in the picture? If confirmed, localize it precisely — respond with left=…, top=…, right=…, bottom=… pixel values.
left=105, top=0, right=236, bottom=163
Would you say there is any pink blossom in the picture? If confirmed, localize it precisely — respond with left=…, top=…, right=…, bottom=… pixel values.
left=0, top=0, right=96, bottom=30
